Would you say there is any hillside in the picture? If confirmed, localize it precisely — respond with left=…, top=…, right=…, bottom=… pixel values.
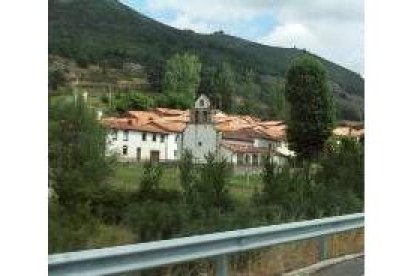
left=48, top=0, right=364, bottom=120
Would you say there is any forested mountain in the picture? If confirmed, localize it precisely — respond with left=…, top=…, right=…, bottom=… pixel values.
left=49, top=0, right=364, bottom=120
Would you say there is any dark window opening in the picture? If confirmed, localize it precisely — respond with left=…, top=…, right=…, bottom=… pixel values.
left=203, top=110, right=208, bottom=122
left=195, top=111, right=199, bottom=123
left=142, top=132, right=147, bottom=141
left=111, top=129, right=117, bottom=140
left=136, top=147, right=141, bottom=161
left=122, top=145, right=128, bottom=156
left=237, top=153, right=244, bottom=165
left=245, top=155, right=251, bottom=164
left=123, top=130, right=129, bottom=141
left=152, top=134, right=157, bottom=142
left=198, top=141, right=202, bottom=146
left=252, top=154, right=259, bottom=166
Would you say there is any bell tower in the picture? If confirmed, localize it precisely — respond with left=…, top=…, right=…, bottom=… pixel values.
left=181, top=94, right=219, bottom=163
left=190, top=94, right=212, bottom=124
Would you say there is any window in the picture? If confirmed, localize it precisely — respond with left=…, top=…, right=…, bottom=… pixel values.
left=174, top=150, right=177, bottom=158
left=123, top=130, right=129, bottom=141
left=142, top=132, right=147, bottom=141
left=237, top=153, right=244, bottom=165
left=252, top=154, right=259, bottom=166
left=122, top=145, right=128, bottom=156
left=203, top=111, right=208, bottom=123
left=195, top=111, right=199, bottom=123
left=198, top=141, right=202, bottom=147
left=175, top=134, right=180, bottom=142
left=245, top=154, right=251, bottom=164
left=199, top=99, right=204, bottom=107
left=160, top=134, right=165, bottom=143
left=152, top=134, right=157, bottom=142
left=111, top=129, right=118, bottom=140
left=136, top=147, right=141, bottom=161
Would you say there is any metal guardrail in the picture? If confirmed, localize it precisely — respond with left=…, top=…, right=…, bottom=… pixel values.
left=49, top=213, right=364, bottom=276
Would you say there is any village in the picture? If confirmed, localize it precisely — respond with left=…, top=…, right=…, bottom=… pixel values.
left=46, top=2, right=367, bottom=274
left=102, top=94, right=364, bottom=167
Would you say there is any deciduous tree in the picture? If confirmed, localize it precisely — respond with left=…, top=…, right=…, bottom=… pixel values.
left=163, top=52, right=202, bottom=108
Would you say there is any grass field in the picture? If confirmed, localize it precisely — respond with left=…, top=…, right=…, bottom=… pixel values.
left=108, top=163, right=263, bottom=204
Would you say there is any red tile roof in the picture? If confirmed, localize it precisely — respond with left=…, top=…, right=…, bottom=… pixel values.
left=333, top=126, right=365, bottom=138
left=220, top=141, right=269, bottom=154
left=103, top=108, right=288, bottom=139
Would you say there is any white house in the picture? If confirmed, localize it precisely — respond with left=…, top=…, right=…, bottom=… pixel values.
left=103, top=109, right=187, bottom=162
left=218, top=125, right=292, bottom=167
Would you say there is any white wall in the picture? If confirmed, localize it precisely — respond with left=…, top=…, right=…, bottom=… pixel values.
left=271, top=155, right=287, bottom=166
left=181, top=124, right=219, bottom=163
left=254, top=138, right=291, bottom=154
left=255, top=138, right=279, bottom=148
left=106, top=129, right=180, bottom=161
left=219, top=146, right=237, bottom=164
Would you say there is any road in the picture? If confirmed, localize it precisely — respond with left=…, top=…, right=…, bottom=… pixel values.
left=311, top=256, right=364, bottom=276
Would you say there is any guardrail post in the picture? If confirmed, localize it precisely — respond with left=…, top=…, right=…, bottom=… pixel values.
left=317, top=235, right=328, bottom=261
left=216, top=255, right=229, bottom=276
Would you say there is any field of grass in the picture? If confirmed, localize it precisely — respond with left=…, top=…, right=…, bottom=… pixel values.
left=108, top=163, right=263, bottom=204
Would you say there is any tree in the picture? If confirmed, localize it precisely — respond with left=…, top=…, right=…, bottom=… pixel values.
left=285, top=55, right=335, bottom=160
left=49, top=67, right=68, bottom=91
left=146, top=61, right=164, bottom=92
left=264, top=79, right=289, bottom=120
left=197, top=65, right=215, bottom=102
left=49, top=96, right=114, bottom=209
left=179, top=150, right=196, bottom=204
left=234, top=69, right=262, bottom=116
left=114, top=92, right=155, bottom=113
left=49, top=96, right=118, bottom=252
left=139, top=161, right=163, bottom=196
left=317, top=137, right=364, bottom=200
left=195, top=153, right=233, bottom=212
left=211, top=62, right=235, bottom=112
left=163, top=52, right=202, bottom=108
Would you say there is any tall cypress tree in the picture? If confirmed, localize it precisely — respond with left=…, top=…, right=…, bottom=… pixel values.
left=285, top=55, right=335, bottom=160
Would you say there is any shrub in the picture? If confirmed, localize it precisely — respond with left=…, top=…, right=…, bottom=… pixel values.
left=86, top=224, right=136, bottom=249
left=195, top=153, right=234, bottom=212
left=179, top=150, right=196, bottom=204
left=139, top=161, right=163, bottom=195
left=123, top=202, right=188, bottom=242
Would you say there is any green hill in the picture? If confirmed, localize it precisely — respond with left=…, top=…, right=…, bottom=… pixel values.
left=49, top=0, right=364, bottom=120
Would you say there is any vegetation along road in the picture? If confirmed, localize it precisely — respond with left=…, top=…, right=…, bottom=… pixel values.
left=312, top=256, right=364, bottom=276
